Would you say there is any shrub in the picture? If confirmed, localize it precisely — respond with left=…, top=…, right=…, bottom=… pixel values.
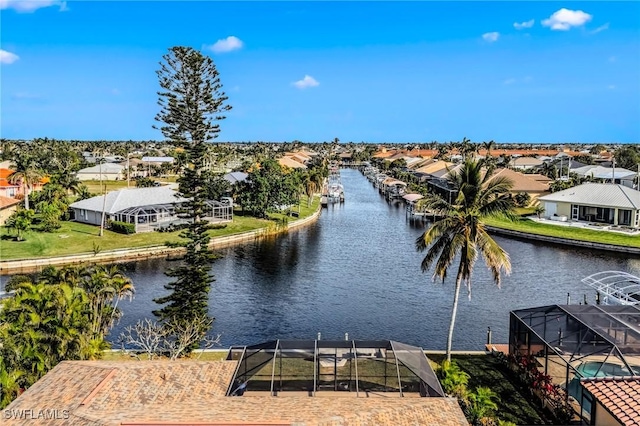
left=110, top=220, right=136, bottom=234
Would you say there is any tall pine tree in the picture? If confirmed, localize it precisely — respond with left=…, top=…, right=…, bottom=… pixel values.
left=152, top=46, right=231, bottom=338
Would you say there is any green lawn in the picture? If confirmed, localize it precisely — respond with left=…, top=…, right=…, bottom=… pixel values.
left=82, top=177, right=178, bottom=194
left=429, top=354, right=551, bottom=425
left=0, top=196, right=320, bottom=260
left=485, top=215, right=640, bottom=248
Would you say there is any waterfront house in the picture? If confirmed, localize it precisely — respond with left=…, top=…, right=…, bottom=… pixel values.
left=509, top=304, right=640, bottom=425
left=580, top=377, right=640, bottom=426
left=537, top=183, right=640, bottom=228
left=69, top=186, right=233, bottom=233
left=4, top=340, right=469, bottom=426
left=76, top=163, right=126, bottom=181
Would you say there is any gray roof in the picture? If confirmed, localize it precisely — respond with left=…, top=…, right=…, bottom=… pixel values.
left=69, top=186, right=186, bottom=214
left=77, top=163, right=125, bottom=174
left=573, top=165, right=635, bottom=179
left=223, top=171, right=248, bottom=184
left=538, top=183, right=640, bottom=209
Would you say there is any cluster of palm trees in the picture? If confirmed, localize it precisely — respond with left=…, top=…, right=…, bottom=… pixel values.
left=0, top=265, right=134, bottom=408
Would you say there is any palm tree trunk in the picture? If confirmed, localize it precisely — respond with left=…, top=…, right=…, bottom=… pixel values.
left=24, top=183, right=30, bottom=210
left=446, top=270, right=464, bottom=362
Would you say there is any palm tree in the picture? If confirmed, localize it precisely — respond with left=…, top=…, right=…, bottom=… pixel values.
left=415, top=159, right=515, bottom=362
left=533, top=203, right=545, bottom=219
left=8, top=155, right=43, bottom=210
left=481, top=140, right=496, bottom=158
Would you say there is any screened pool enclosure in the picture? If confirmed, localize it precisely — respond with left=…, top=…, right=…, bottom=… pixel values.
left=225, top=339, right=444, bottom=397
left=510, top=304, right=640, bottom=420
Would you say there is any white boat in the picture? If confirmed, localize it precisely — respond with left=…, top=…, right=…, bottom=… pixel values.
left=581, top=271, right=640, bottom=306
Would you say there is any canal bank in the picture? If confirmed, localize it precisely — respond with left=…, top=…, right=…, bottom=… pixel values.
left=486, top=226, right=640, bottom=256
left=0, top=204, right=322, bottom=275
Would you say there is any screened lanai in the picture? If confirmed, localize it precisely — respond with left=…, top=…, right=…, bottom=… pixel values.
left=112, top=200, right=233, bottom=232
left=581, top=271, right=640, bottom=306
left=114, top=204, right=179, bottom=232
left=225, top=339, right=444, bottom=398
left=510, top=304, right=640, bottom=421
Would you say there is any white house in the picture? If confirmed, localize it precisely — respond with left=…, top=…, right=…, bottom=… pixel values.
left=76, top=163, right=126, bottom=181
left=69, top=186, right=232, bottom=233
left=538, top=183, right=640, bottom=229
left=572, top=165, right=636, bottom=188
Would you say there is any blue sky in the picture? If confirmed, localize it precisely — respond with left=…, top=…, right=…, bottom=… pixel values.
left=1, top=1, right=639, bottom=143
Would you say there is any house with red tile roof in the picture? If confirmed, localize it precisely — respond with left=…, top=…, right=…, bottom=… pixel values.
left=581, top=376, right=640, bottom=426
left=0, top=168, right=49, bottom=200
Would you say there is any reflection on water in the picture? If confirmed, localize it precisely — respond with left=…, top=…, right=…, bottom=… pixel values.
left=3, top=169, right=638, bottom=350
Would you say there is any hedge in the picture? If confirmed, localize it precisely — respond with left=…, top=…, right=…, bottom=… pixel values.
left=110, top=220, right=136, bottom=234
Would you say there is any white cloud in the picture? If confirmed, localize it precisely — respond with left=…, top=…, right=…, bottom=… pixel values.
left=542, top=8, right=592, bottom=31
left=514, top=19, right=535, bottom=30
left=0, top=49, right=19, bottom=64
left=0, top=0, right=66, bottom=12
left=205, top=36, right=244, bottom=53
left=607, top=85, right=616, bottom=90
left=292, top=75, right=319, bottom=89
left=590, top=23, right=609, bottom=34
left=482, top=32, right=500, bottom=42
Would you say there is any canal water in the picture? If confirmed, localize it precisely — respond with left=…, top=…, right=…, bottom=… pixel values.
left=5, top=168, right=640, bottom=350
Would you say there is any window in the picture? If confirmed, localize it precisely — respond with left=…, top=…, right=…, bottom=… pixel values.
left=618, top=209, right=632, bottom=226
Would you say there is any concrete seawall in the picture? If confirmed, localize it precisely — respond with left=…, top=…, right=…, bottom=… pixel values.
left=0, top=207, right=322, bottom=275
left=486, top=226, right=640, bottom=256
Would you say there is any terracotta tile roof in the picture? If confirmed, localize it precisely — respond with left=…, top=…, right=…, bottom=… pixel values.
left=0, top=168, right=15, bottom=179
left=0, top=178, right=19, bottom=188
left=490, top=168, right=550, bottom=193
left=526, top=173, right=553, bottom=183
left=0, top=195, right=21, bottom=209
left=581, top=376, right=640, bottom=426
left=5, top=361, right=469, bottom=426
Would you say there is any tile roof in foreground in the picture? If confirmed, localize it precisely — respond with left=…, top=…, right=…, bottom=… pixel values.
left=581, top=376, right=640, bottom=426
left=5, top=360, right=468, bottom=426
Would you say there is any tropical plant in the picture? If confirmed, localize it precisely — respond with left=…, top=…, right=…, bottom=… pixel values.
left=438, top=360, right=470, bottom=399
left=468, top=386, right=499, bottom=423
left=74, top=184, right=93, bottom=201
left=415, top=159, right=514, bottom=361
left=135, top=176, right=157, bottom=187
left=533, top=203, right=545, bottom=219
left=513, top=192, right=531, bottom=208
left=5, top=208, right=35, bottom=241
